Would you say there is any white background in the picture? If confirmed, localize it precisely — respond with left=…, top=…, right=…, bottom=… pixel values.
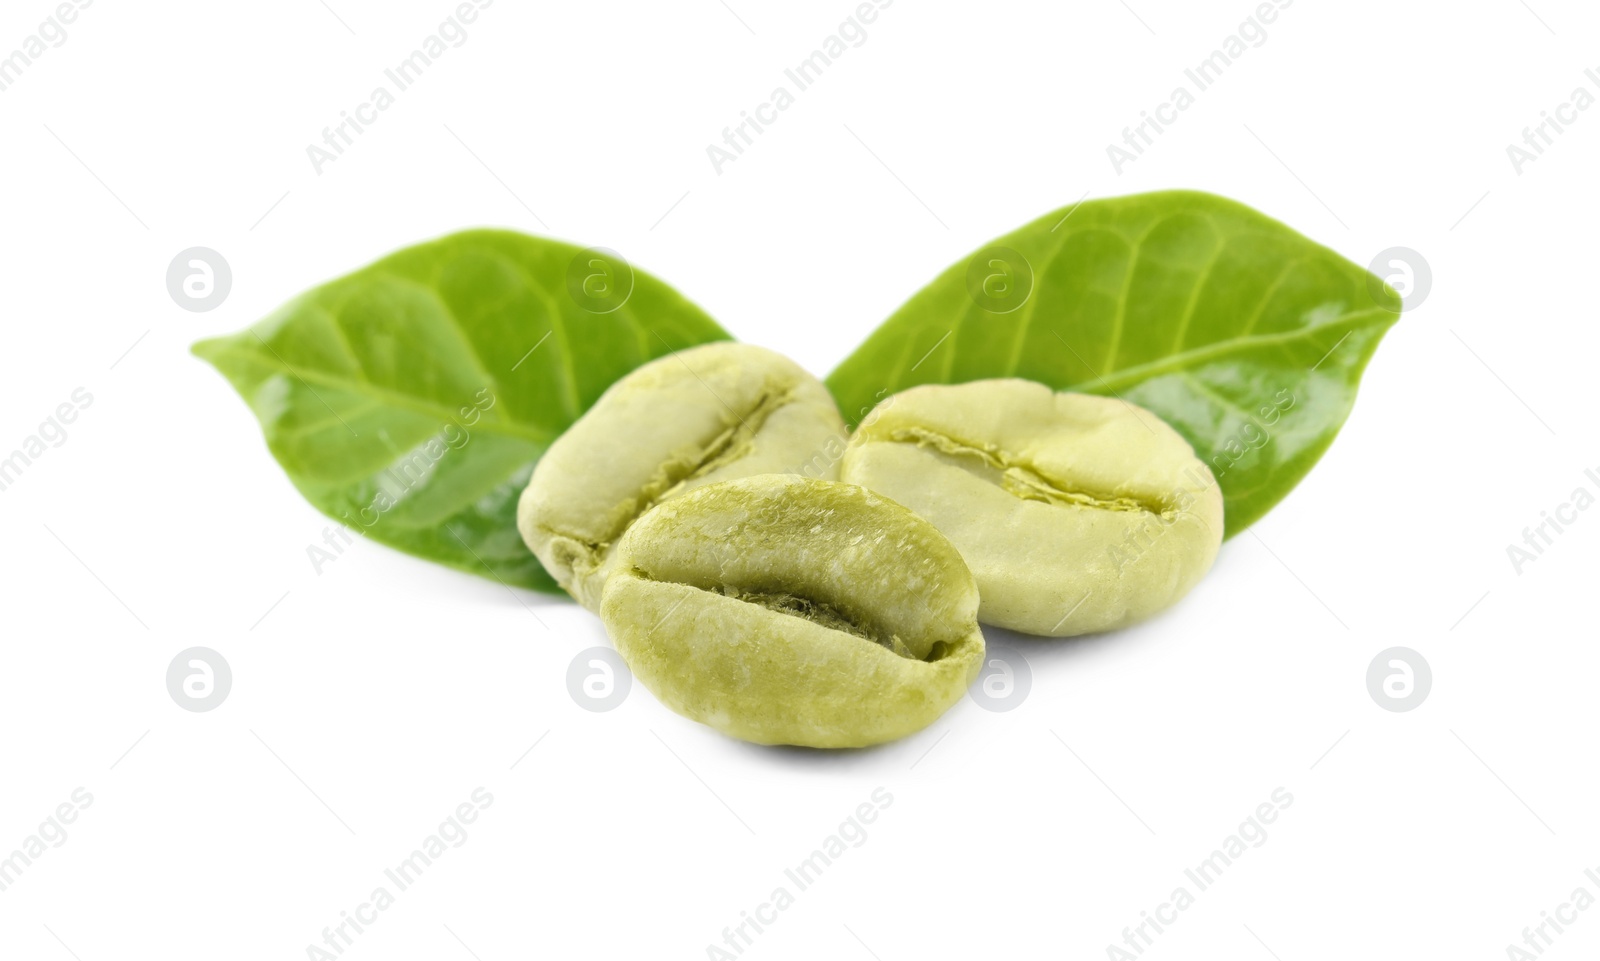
left=1, top=1, right=1596, bottom=958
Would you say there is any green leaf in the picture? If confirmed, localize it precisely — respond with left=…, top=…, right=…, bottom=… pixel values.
left=194, top=229, right=731, bottom=591
left=826, top=190, right=1402, bottom=537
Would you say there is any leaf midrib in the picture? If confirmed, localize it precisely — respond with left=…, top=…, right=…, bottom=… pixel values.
left=200, top=344, right=557, bottom=445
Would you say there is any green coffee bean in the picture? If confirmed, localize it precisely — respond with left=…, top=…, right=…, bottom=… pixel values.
left=841, top=379, right=1223, bottom=637
left=600, top=475, right=985, bottom=748
left=517, top=343, right=848, bottom=610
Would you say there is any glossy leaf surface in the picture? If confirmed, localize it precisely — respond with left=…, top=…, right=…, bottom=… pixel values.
left=826, top=191, right=1402, bottom=536
left=194, top=230, right=731, bottom=591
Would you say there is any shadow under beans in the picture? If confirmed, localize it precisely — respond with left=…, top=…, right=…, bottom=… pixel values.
left=978, top=621, right=1131, bottom=667
left=704, top=607, right=1202, bottom=768
left=977, top=553, right=1236, bottom=671
left=719, top=725, right=921, bottom=772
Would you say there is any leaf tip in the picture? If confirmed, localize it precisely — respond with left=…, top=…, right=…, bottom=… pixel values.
left=189, top=336, right=224, bottom=364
